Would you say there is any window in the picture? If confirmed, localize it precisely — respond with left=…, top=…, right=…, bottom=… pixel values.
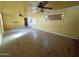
left=47, top=12, right=64, bottom=20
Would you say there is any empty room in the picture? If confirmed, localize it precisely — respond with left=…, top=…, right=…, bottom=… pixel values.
left=0, top=1, right=79, bottom=57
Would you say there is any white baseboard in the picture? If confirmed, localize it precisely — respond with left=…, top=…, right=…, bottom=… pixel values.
left=34, top=27, right=78, bottom=40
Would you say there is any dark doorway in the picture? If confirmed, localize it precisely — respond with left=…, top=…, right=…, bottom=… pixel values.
left=24, top=18, right=28, bottom=26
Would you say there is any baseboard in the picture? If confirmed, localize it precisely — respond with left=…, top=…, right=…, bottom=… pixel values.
left=34, top=27, right=78, bottom=40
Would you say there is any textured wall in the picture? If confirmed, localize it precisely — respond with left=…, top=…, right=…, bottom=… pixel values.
left=0, top=2, right=26, bottom=30
left=32, top=6, right=79, bottom=38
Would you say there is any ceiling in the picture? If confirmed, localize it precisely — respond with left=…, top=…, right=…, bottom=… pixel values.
left=0, top=1, right=79, bottom=10
left=28, top=1, right=79, bottom=10
left=0, top=1, right=79, bottom=15
left=48, top=1, right=79, bottom=10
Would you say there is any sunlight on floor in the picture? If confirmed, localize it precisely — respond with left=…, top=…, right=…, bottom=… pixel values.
left=3, top=28, right=31, bottom=44
left=32, top=29, right=37, bottom=40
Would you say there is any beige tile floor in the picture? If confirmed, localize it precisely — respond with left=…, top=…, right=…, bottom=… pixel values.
left=0, top=27, right=79, bottom=57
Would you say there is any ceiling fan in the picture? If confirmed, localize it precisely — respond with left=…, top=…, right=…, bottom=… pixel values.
left=30, top=1, right=53, bottom=12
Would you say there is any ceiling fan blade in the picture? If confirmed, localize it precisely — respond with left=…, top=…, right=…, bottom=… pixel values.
left=40, top=7, right=53, bottom=9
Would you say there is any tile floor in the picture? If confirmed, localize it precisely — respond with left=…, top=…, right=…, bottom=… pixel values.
left=0, top=27, right=79, bottom=57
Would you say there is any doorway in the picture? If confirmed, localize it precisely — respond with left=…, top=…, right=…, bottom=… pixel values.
left=24, top=17, right=28, bottom=27
left=28, top=16, right=33, bottom=27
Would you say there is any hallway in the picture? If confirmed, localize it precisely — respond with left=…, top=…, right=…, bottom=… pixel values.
left=0, top=27, right=78, bottom=57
